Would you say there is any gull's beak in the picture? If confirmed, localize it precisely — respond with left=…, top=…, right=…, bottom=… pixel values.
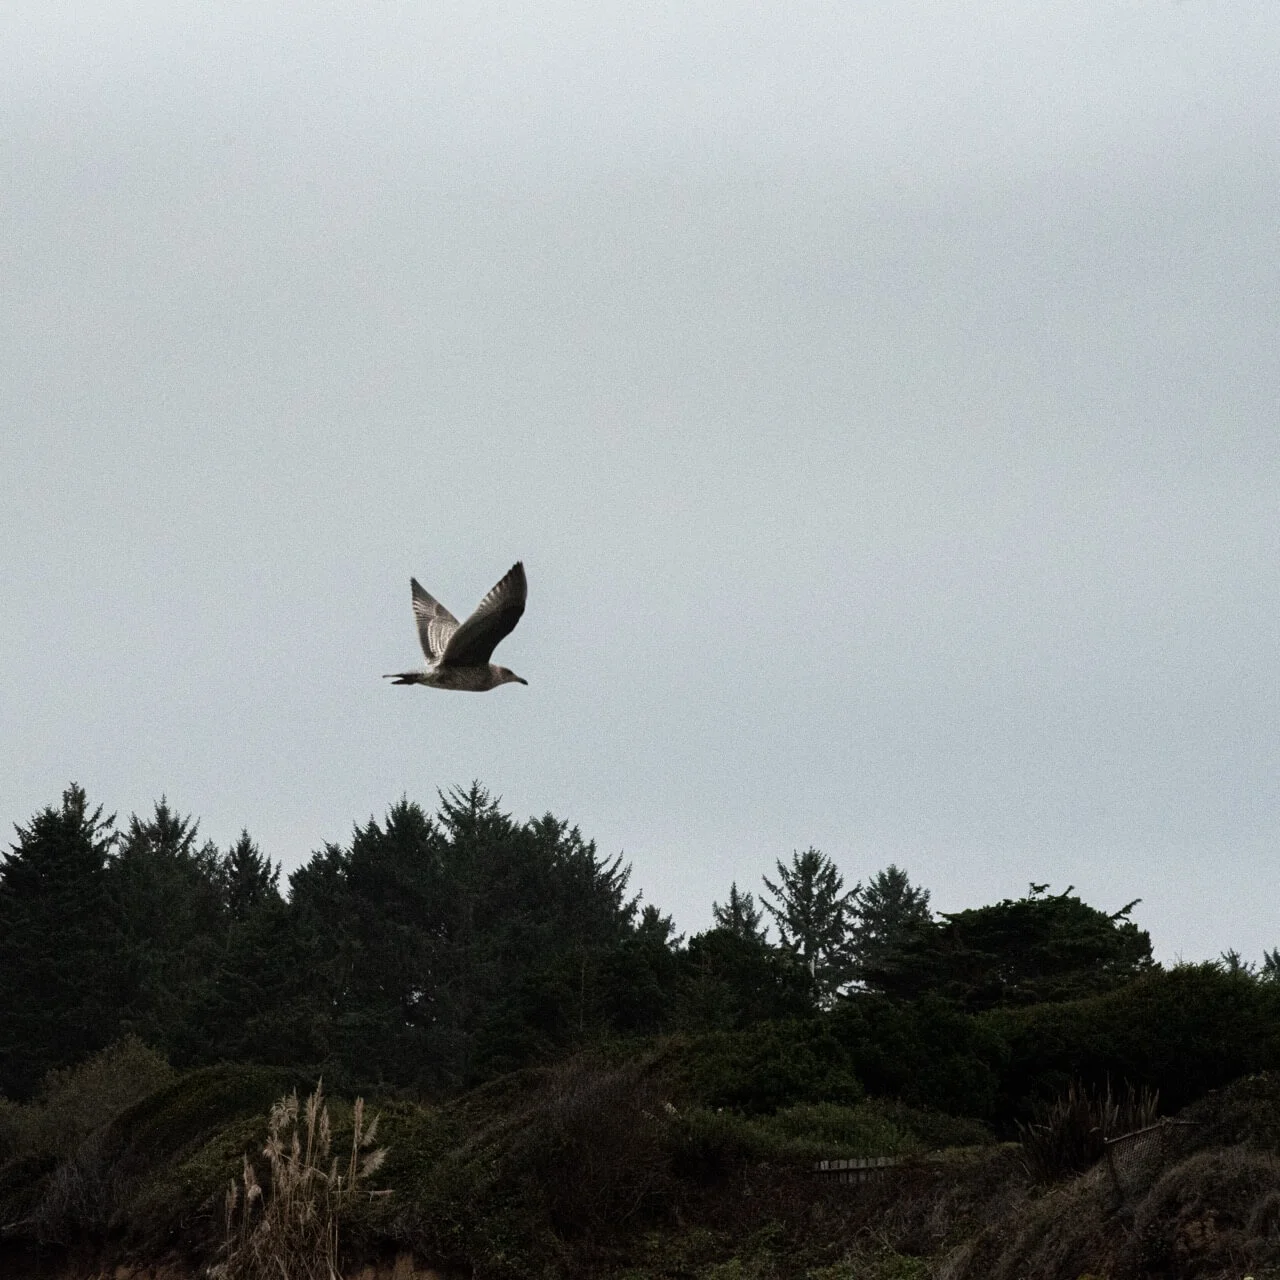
left=516, top=676, right=529, bottom=685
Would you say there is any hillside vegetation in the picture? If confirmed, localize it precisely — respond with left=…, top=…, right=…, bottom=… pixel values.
left=4, top=783, right=1280, bottom=1276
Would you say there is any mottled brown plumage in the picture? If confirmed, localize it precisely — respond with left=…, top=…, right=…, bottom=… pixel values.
left=384, top=562, right=528, bottom=692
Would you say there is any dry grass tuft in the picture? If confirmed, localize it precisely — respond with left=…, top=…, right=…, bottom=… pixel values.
left=213, top=1082, right=387, bottom=1280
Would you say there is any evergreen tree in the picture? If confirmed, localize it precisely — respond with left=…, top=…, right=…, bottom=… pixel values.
left=279, top=785, right=644, bottom=1091
left=680, top=925, right=810, bottom=1031
left=507, top=811, right=635, bottom=1049
left=603, top=903, right=683, bottom=1034
left=219, top=831, right=281, bottom=921
left=109, top=798, right=226, bottom=1057
left=681, top=880, right=806, bottom=1029
left=429, top=785, right=641, bottom=1081
left=1218, top=949, right=1255, bottom=976
left=761, top=847, right=859, bottom=1005
left=189, top=832, right=300, bottom=1070
left=0, top=785, right=120, bottom=1098
left=287, top=799, right=443, bottom=1088
left=711, top=881, right=766, bottom=942
left=192, top=889, right=313, bottom=1069
left=851, top=864, right=933, bottom=991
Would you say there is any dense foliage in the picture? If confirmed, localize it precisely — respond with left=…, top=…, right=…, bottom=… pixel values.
left=2, top=780, right=1275, bottom=1141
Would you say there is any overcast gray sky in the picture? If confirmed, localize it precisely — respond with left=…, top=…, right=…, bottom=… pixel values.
left=3, top=2, right=1278, bottom=962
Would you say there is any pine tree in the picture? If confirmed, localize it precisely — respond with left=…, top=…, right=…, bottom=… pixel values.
left=109, top=798, right=226, bottom=1057
left=851, top=864, right=933, bottom=990
left=712, top=882, right=766, bottom=942
left=281, top=784, right=645, bottom=1091
left=761, top=847, right=859, bottom=1005
left=0, top=784, right=120, bottom=1097
left=603, top=903, right=683, bottom=1034
left=220, top=831, right=281, bottom=921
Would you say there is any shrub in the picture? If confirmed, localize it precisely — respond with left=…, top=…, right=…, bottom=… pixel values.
left=668, top=1107, right=791, bottom=1180
left=830, top=996, right=1006, bottom=1120
left=1130, top=1147, right=1280, bottom=1278
left=669, top=1021, right=864, bottom=1114
left=986, top=963, right=1280, bottom=1118
left=0, top=1151, right=57, bottom=1233
left=859, top=1099, right=994, bottom=1151
left=2, top=1063, right=314, bottom=1249
left=505, top=1055, right=672, bottom=1239
left=669, top=1099, right=926, bottom=1183
left=0, top=1036, right=172, bottom=1160
left=0, top=1096, right=20, bottom=1161
left=767, top=1102, right=916, bottom=1156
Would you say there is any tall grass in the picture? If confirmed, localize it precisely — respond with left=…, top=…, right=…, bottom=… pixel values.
left=214, top=1083, right=387, bottom=1280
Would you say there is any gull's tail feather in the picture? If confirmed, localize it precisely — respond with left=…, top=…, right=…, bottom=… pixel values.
left=383, top=671, right=426, bottom=685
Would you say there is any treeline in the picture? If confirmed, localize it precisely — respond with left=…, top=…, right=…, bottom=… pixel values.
left=3, top=782, right=1278, bottom=1123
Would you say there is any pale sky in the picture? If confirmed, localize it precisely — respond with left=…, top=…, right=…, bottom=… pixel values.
left=3, top=2, right=1278, bottom=963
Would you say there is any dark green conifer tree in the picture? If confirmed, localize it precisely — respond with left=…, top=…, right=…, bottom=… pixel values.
left=0, top=784, right=120, bottom=1098
left=875, top=884, right=1156, bottom=1009
left=851, top=864, right=933, bottom=992
left=219, top=830, right=281, bottom=922
left=109, top=798, right=226, bottom=1058
left=711, top=881, right=766, bottom=941
left=680, top=880, right=808, bottom=1030
left=603, top=903, right=683, bottom=1034
left=280, top=785, right=645, bottom=1091
left=761, top=847, right=859, bottom=1006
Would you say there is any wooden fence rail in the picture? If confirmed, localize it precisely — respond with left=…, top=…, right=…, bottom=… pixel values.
left=812, top=1155, right=901, bottom=1185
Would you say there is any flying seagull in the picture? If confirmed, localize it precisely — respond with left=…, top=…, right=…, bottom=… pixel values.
left=384, top=562, right=528, bottom=691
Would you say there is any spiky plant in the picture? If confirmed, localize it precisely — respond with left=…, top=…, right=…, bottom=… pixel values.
left=1017, top=1078, right=1158, bottom=1183
left=214, top=1082, right=386, bottom=1280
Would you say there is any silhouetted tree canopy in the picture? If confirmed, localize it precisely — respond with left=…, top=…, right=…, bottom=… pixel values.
left=8, top=782, right=1276, bottom=1133
left=761, top=847, right=859, bottom=1006
left=851, top=864, right=934, bottom=993
left=870, top=884, right=1156, bottom=1010
left=711, top=882, right=766, bottom=942
left=0, top=785, right=120, bottom=1098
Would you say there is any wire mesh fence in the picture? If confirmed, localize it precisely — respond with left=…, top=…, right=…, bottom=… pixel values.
left=1104, top=1119, right=1197, bottom=1199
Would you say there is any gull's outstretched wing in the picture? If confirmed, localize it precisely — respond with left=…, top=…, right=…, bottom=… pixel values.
left=440, top=562, right=527, bottom=666
left=411, top=579, right=460, bottom=663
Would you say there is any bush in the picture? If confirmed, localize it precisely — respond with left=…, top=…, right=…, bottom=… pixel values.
left=109, top=1063, right=322, bottom=1246
left=667, top=1021, right=864, bottom=1114
left=505, top=1055, right=673, bottom=1239
left=1173, top=1070, right=1280, bottom=1154
left=829, top=995, right=1007, bottom=1120
left=0, top=1096, right=21, bottom=1162
left=767, top=1101, right=917, bottom=1156
left=0, top=1062, right=315, bottom=1248
left=985, top=963, right=1280, bottom=1118
left=669, top=1099, right=930, bottom=1184
left=1131, top=1147, right=1280, bottom=1279
left=0, top=1036, right=173, bottom=1160
left=0, top=1151, right=57, bottom=1232
left=859, top=1099, right=994, bottom=1151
